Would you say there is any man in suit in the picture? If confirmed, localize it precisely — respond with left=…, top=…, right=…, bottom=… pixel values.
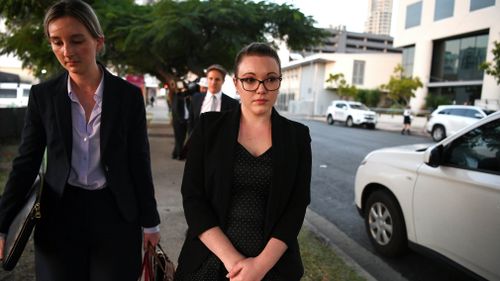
left=189, top=64, right=239, bottom=131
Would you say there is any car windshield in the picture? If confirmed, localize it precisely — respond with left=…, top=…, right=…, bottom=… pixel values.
left=484, top=109, right=497, bottom=115
left=349, top=103, right=369, bottom=110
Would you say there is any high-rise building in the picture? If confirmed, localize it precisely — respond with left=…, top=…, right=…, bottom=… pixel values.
left=364, top=0, right=393, bottom=35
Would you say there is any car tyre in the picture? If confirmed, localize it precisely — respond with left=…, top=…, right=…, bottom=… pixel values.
left=346, top=117, right=354, bottom=127
left=364, top=190, right=407, bottom=257
left=367, top=123, right=376, bottom=129
left=431, top=125, right=446, bottom=142
left=327, top=115, right=334, bottom=125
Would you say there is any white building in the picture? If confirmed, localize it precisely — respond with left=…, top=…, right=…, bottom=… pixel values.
left=395, top=0, right=500, bottom=111
left=279, top=53, right=401, bottom=116
left=365, top=0, right=394, bottom=35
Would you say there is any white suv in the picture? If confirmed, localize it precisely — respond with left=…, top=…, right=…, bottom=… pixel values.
left=325, top=100, right=377, bottom=129
left=426, top=105, right=496, bottom=142
left=355, top=111, right=500, bottom=280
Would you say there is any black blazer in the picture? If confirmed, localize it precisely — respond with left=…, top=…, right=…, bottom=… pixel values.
left=178, top=107, right=311, bottom=280
left=189, top=92, right=239, bottom=131
left=0, top=67, right=160, bottom=233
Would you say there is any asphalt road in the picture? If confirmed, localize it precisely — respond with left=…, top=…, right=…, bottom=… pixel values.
left=299, top=119, right=478, bottom=281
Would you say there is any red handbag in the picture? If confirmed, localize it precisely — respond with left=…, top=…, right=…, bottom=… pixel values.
left=139, top=244, right=175, bottom=281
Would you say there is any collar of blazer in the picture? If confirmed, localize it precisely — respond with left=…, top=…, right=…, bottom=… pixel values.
left=53, top=63, right=123, bottom=161
left=213, top=107, right=298, bottom=233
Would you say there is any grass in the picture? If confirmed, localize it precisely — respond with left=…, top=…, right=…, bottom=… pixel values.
left=299, top=227, right=366, bottom=281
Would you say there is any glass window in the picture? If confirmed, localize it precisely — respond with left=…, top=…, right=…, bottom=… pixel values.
left=23, top=89, right=30, bottom=97
left=431, top=33, right=488, bottom=83
left=402, top=46, right=415, bottom=77
left=0, top=89, right=17, bottom=98
left=352, top=60, right=365, bottom=85
left=444, top=119, right=500, bottom=174
left=464, top=109, right=483, bottom=119
left=435, top=0, right=454, bottom=21
left=470, top=0, right=495, bottom=11
left=405, top=1, right=422, bottom=29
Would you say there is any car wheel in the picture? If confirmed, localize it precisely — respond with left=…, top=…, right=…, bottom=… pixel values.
left=367, top=123, right=376, bottom=129
left=364, top=190, right=407, bottom=257
left=327, top=115, right=334, bottom=125
left=431, top=125, right=446, bottom=142
left=346, top=117, right=354, bottom=127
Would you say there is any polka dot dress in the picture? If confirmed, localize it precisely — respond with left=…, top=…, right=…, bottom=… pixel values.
left=175, top=143, right=283, bottom=281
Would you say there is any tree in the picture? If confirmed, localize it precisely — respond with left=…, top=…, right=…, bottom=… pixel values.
left=480, top=40, right=500, bottom=85
left=356, top=89, right=381, bottom=107
left=0, top=0, right=326, bottom=86
left=380, top=64, right=422, bottom=106
left=326, top=73, right=357, bottom=99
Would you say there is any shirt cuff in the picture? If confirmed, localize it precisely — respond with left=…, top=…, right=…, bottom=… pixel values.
left=143, top=225, right=160, bottom=233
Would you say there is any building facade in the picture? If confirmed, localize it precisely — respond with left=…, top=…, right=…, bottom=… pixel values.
left=395, top=0, right=500, bottom=111
left=298, top=26, right=401, bottom=57
left=365, top=0, right=393, bottom=35
left=279, top=53, right=401, bottom=116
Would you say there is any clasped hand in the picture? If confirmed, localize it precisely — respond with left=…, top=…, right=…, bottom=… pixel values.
left=226, top=257, right=267, bottom=281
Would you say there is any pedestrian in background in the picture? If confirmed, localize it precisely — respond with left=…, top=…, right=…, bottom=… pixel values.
left=0, top=1, right=160, bottom=280
left=189, top=64, right=239, bottom=131
left=197, top=77, right=208, bottom=94
left=172, top=84, right=191, bottom=160
left=175, top=42, right=312, bottom=281
left=402, top=105, right=412, bottom=135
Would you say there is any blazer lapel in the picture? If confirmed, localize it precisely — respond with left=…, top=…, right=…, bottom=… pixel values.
left=100, top=69, right=121, bottom=154
left=53, top=73, right=72, bottom=161
left=265, top=109, right=296, bottom=234
left=217, top=108, right=240, bottom=228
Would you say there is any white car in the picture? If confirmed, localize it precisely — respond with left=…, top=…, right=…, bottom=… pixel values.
left=426, top=105, right=496, bottom=142
left=355, top=111, right=500, bottom=281
left=325, top=100, right=377, bottom=129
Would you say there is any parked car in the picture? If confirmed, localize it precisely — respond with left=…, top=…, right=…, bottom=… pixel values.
left=426, top=105, right=496, bottom=142
left=325, top=100, right=377, bottom=129
left=0, top=82, right=31, bottom=108
left=354, top=111, right=500, bottom=281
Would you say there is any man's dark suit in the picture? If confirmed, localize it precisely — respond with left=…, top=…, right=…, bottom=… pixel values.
left=0, top=67, right=160, bottom=280
left=171, top=91, right=190, bottom=159
left=189, top=92, right=239, bottom=132
left=177, top=108, right=311, bottom=280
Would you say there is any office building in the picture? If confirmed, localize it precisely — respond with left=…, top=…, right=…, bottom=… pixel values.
left=365, top=0, right=393, bottom=35
left=395, top=0, right=500, bottom=111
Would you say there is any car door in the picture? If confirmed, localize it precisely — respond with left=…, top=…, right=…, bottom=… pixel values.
left=334, top=102, right=347, bottom=122
left=412, top=119, right=500, bottom=280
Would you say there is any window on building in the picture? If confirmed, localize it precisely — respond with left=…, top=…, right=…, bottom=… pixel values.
left=352, top=60, right=365, bottom=85
left=402, top=46, right=415, bottom=77
left=434, top=0, right=454, bottom=21
left=0, top=89, right=17, bottom=98
left=431, top=33, right=488, bottom=82
left=405, top=1, right=422, bottom=29
left=470, top=0, right=495, bottom=11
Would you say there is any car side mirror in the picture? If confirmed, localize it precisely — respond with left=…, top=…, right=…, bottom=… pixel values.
left=425, top=144, right=443, bottom=167
left=474, top=113, right=483, bottom=119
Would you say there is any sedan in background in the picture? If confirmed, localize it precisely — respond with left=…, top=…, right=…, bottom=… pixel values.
left=355, top=111, right=500, bottom=281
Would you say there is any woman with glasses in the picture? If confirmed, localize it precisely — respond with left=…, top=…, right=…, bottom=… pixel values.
left=175, top=42, right=312, bottom=281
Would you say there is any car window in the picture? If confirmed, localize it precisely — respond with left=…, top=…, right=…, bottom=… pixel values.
left=336, top=103, right=346, bottom=109
left=449, top=108, right=468, bottom=117
left=443, top=119, right=500, bottom=174
left=437, top=108, right=450, bottom=115
left=350, top=103, right=369, bottom=110
left=464, top=109, right=483, bottom=119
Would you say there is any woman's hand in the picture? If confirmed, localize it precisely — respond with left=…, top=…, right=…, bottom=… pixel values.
left=143, top=231, right=160, bottom=249
left=226, top=257, right=267, bottom=281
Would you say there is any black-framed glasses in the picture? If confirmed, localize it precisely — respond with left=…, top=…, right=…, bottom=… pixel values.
left=236, top=77, right=282, bottom=91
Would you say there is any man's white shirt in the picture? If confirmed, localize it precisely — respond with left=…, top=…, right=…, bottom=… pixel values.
left=201, top=91, right=222, bottom=113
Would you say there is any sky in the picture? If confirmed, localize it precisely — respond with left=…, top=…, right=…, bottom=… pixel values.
left=270, top=0, right=400, bottom=35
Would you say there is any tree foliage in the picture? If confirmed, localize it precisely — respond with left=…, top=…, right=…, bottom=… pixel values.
left=380, top=64, right=422, bottom=106
left=355, top=88, right=381, bottom=107
left=480, top=40, right=500, bottom=85
left=326, top=73, right=357, bottom=99
left=0, top=0, right=326, bottom=84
